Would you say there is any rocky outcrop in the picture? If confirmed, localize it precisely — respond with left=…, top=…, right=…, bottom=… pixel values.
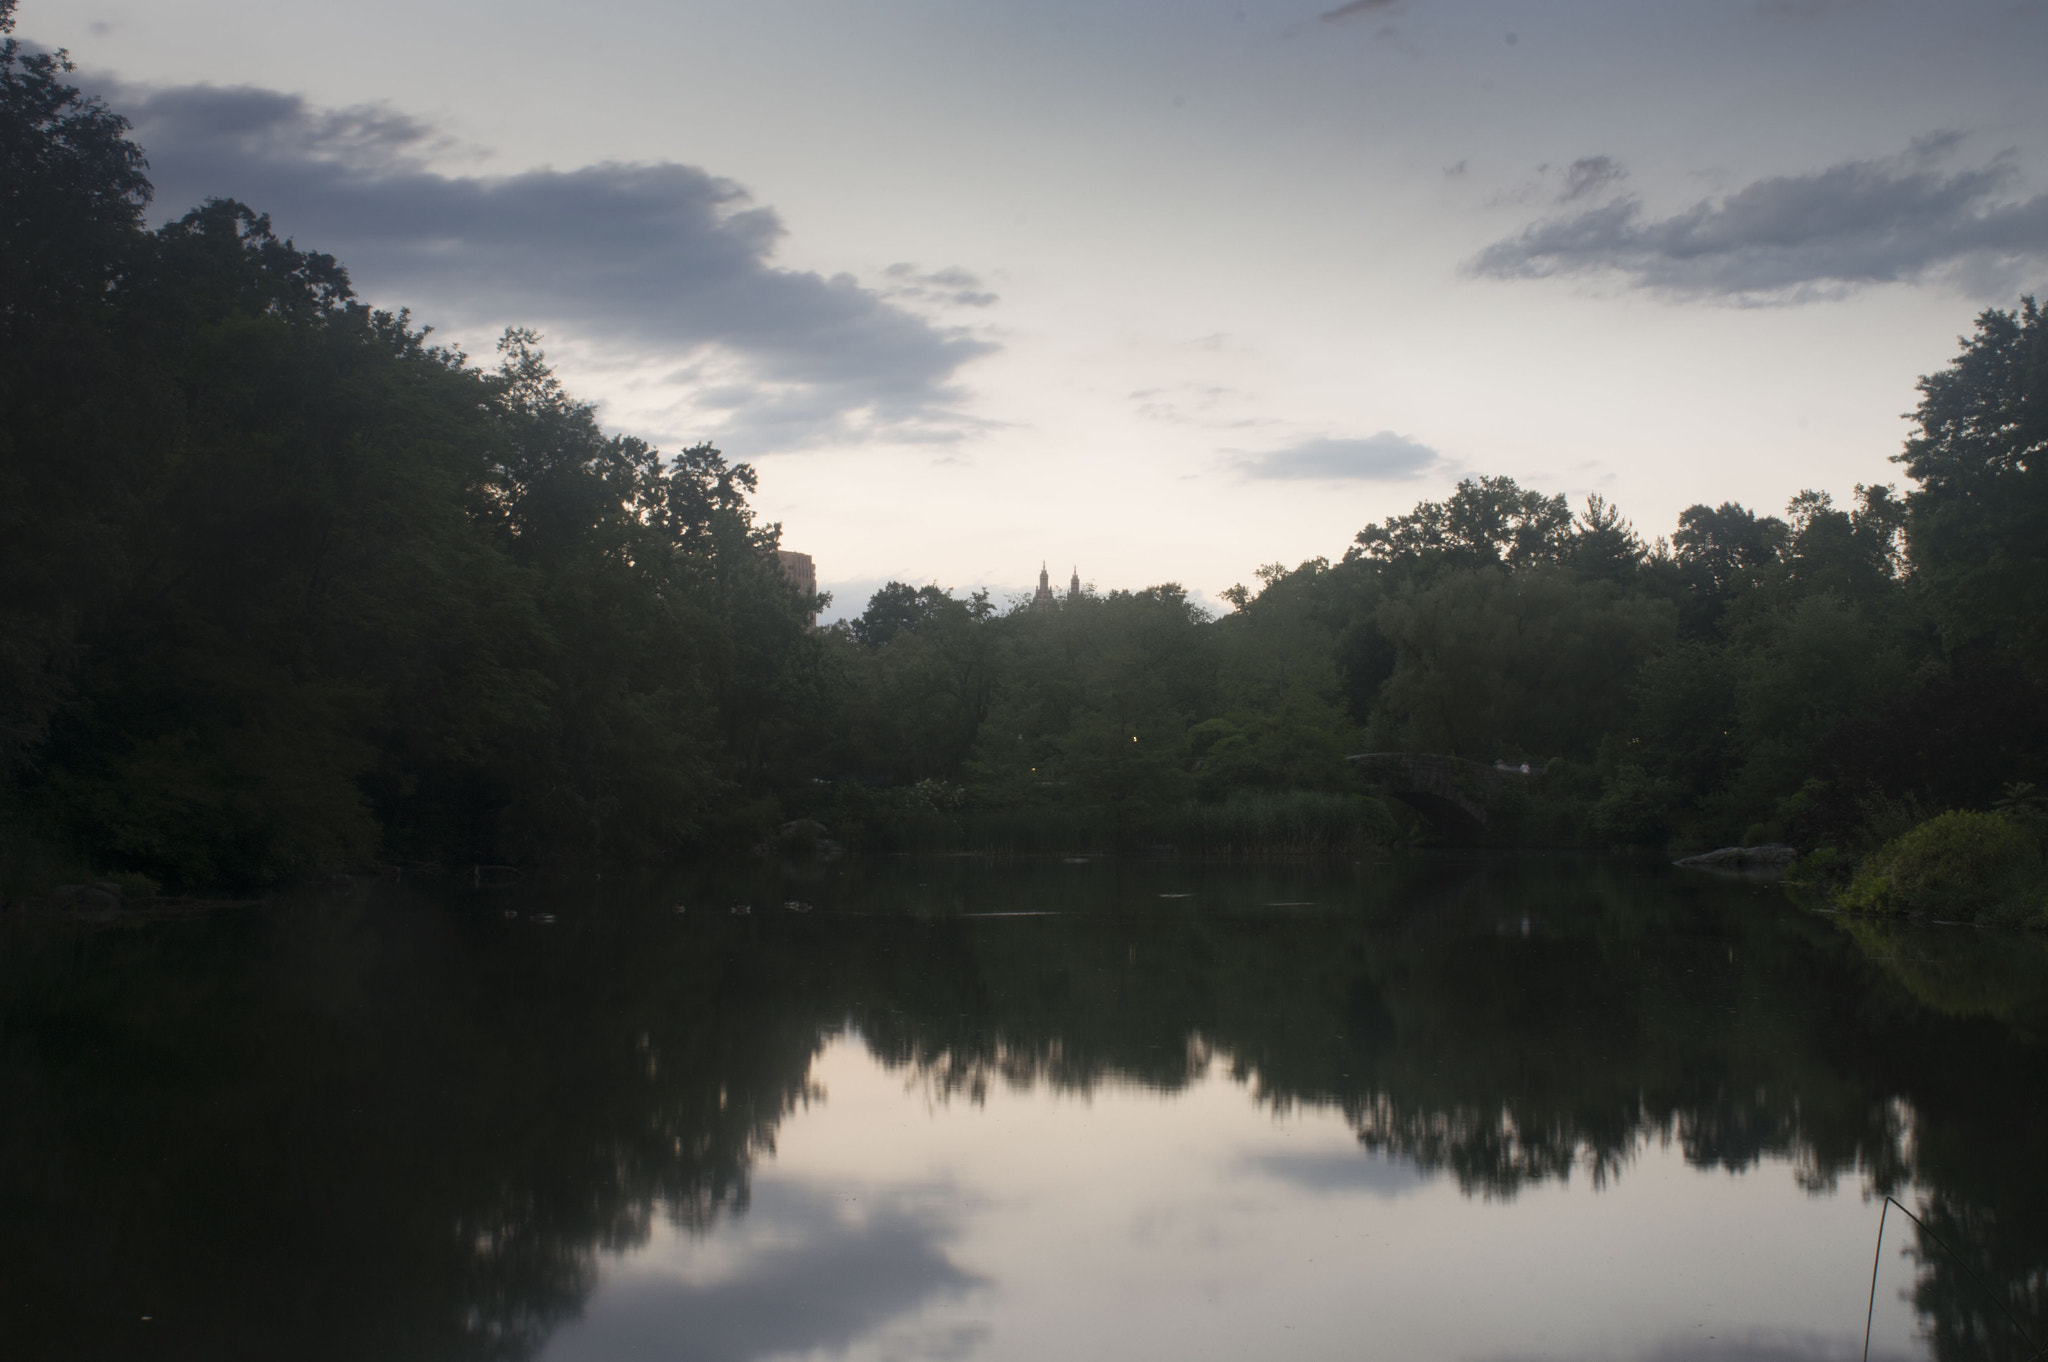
left=52, top=881, right=127, bottom=921
left=1674, top=844, right=1798, bottom=871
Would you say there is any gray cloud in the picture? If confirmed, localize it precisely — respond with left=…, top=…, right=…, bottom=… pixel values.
left=108, top=81, right=994, bottom=451
left=1559, top=154, right=1628, bottom=203
left=881, top=262, right=999, bottom=308
left=1235, top=432, right=1441, bottom=481
left=1132, top=380, right=1274, bottom=430
left=1750, top=0, right=1877, bottom=17
left=1470, top=136, right=2048, bottom=303
left=539, top=1179, right=984, bottom=1362
left=1320, top=0, right=1401, bottom=20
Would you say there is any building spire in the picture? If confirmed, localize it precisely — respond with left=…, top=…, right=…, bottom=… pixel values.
left=1032, top=560, right=1057, bottom=609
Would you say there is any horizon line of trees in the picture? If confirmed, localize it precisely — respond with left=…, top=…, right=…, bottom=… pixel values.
left=5, top=1, right=2045, bottom=889
left=824, top=358, right=2046, bottom=862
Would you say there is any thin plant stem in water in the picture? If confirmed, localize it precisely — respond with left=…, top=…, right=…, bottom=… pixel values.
left=1863, top=1194, right=2043, bottom=1362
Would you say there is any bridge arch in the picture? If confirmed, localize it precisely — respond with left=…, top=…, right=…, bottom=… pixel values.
left=1346, top=753, right=1539, bottom=840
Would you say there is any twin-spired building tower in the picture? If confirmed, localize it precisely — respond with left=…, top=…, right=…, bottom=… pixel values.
left=1031, top=563, right=1081, bottom=610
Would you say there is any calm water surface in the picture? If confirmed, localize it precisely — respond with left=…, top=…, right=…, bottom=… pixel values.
left=4, top=856, right=2045, bottom=1361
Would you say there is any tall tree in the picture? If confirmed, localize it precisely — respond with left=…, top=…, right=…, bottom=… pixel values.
left=1346, top=476, right=1574, bottom=575
left=1898, top=297, right=2048, bottom=670
left=0, top=0, right=149, bottom=331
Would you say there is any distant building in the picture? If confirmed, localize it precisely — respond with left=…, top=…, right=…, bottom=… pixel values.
left=1032, top=562, right=1057, bottom=610
left=777, top=550, right=818, bottom=626
left=1031, top=562, right=1083, bottom=611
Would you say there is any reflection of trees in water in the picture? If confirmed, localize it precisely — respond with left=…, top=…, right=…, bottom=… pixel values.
left=1, top=858, right=2043, bottom=1359
left=1345, top=1092, right=1624, bottom=1194
left=1913, top=1195, right=2048, bottom=1362
left=844, top=858, right=2043, bottom=1357
left=858, top=860, right=1919, bottom=1201
left=0, top=894, right=830, bottom=1360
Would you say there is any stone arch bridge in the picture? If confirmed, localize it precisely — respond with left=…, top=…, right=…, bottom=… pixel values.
left=1346, top=753, right=1540, bottom=837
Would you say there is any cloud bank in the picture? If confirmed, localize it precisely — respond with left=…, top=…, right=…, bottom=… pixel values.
left=108, top=82, right=994, bottom=450
left=1235, top=432, right=1441, bottom=481
left=1471, top=136, right=2048, bottom=303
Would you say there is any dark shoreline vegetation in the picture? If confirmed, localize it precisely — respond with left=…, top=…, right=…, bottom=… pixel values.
left=3, top=6, right=2046, bottom=925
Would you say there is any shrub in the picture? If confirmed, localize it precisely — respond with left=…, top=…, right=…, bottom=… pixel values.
left=1837, top=810, right=2044, bottom=925
left=1589, top=763, right=1677, bottom=847
left=1785, top=844, right=1852, bottom=895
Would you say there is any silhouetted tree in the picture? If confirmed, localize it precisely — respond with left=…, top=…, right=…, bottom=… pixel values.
left=1899, top=297, right=2048, bottom=670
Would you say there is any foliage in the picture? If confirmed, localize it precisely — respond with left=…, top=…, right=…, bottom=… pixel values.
left=0, top=41, right=823, bottom=887
left=1346, top=474, right=1575, bottom=573
left=1838, top=811, right=2045, bottom=925
left=1589, top=762, right=1679, bottom=848
left=1373, top=567, right=1673, bottom=760
left=1898, top=298, right=2048, bottom=670
left=0, top=0, right=148, bottom=334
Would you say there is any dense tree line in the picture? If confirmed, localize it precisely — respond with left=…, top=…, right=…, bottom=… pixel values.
left=4, top=2, right=2045, bottom=894
left=825, top=383, right=2046, bottom=877
left=0, top=6, right=826, bottom=888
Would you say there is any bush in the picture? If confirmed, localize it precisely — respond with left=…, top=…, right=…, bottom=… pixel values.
left=1589, top=763, right=1678, bottom=847
left=1784, top=845, right=1851, bottom=895
left=1160, top=790, right=1398, bottom=855
left=825, top=787, right=1400, bottom=856
left=1837, top=810, right=2045, bottom=925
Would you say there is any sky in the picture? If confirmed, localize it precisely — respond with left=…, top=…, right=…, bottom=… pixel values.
left=32, top=0, right=2048, bottom=617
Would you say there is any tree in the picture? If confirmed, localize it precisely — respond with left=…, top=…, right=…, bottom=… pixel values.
left=0, top=0, right=154, bottom=781
left=1898, top=297, right=2048, bottom=670
left=0, top=0, right=150, bottom=332
left=1672, top=501, right=1787, bottom=595
left=0, top=31, right=827, bottom=882
left=1781, top=484, right=1906, bottom=606
left=847, top=582, right=983, bottom=648
left=1346, top=476, right=1573, bottom=574
left=829, top=584, right=995, bottom=783
left=1568, top=493, right=1647, bottom=583
left=1373, top=567, right=1674, bottom=760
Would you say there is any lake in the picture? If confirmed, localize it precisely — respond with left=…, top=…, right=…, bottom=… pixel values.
left=3, top=855, right=2044, bottom=1360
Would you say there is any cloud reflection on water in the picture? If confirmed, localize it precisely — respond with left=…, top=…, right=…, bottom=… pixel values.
left=1489, top=1331, right=1918, bottom=1362
left=539, top=1180, right=985, bottom=1362
left=1240, top=1148, right=1435, bottom=1200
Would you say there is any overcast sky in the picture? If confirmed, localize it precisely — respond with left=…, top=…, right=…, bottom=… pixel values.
left=36, top=0, right=2048, bottom=615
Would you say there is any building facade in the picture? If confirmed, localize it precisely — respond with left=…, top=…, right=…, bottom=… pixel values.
left=777, top=550, right=818, bottom=626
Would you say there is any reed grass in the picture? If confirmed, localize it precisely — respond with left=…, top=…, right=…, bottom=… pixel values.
left=848, top=790, right=1400, bottom=857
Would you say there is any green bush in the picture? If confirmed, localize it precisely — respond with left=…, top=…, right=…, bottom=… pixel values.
left=1784, top=845, right=1850, bottom=894
left=1589, top=763, right=1678, bottom=847
left=1837, top=810, right=2045, bottom=925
